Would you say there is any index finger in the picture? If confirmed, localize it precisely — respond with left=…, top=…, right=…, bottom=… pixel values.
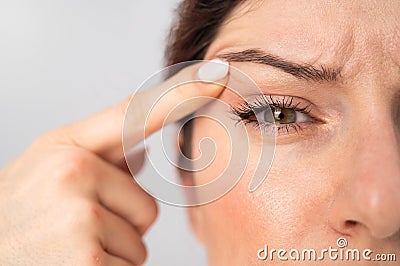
left=60, top=59, right=229, bottom=162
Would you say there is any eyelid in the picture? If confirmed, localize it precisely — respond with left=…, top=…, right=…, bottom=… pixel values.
left=245, top=94, right=314, bottom=116
left=230, top=94, right=321, bottom=136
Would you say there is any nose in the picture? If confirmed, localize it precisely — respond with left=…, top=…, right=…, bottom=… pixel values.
left=328, top=114, right=400, bottom=239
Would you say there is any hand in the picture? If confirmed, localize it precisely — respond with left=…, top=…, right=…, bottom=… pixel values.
left=0, top=60, right=228, bottom=266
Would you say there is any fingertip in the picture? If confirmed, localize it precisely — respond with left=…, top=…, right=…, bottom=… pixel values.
left=197, top=59, right=230, bottom=85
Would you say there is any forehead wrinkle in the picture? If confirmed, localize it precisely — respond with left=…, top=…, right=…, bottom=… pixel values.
left=207, top=1, right=358, bottom=70
left=206, top=0, right=400, bottom=87
left=342, top=10, right=400, bottom=88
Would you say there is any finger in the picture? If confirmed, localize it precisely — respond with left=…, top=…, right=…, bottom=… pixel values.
left=91, top=156, right=158, bottom=235
left=95, top=205, right=146, bottom=266
left=125, top=59, right=230, bottom=149
left=57, top=59, right=229, bottom=162
left=115, top=147, right=146, bottom=175
left=103, top=253, right=135, bottom=266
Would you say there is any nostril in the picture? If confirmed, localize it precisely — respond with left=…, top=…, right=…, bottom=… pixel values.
left=333, top=220, right=360, bottom=236
left=345, top=220, right=358, bottom=227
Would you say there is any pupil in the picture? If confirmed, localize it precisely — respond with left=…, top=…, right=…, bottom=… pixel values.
left=278, top=112, right=285, bottom=120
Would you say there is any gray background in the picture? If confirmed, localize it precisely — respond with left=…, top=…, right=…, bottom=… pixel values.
left=0, top=1, right=207, bottom=265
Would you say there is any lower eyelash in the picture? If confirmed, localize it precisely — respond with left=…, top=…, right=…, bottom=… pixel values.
left=256, top=121, right=303, bottom=135
left=240, top=116, right=304, bottom=135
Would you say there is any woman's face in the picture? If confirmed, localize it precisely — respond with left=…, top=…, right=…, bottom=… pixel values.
left=184, top=0, right=400, bottom=265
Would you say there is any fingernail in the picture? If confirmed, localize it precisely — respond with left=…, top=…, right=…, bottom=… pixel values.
left=197, top=59, right=229, bottom=82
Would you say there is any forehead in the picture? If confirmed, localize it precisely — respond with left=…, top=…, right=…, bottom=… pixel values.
left=207, top=0, right=400, bottom=73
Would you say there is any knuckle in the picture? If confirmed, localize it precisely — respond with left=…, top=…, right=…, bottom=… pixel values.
left=131, top=92, right=147, bottom=121
left=30, top=135, right=47, bottom=149
left=84, top=242, right=105, bottom=266
left=63, top=202, right=103, bottom=245
left=119, top=96, right=132, bottom=117
left=138, top=197, right=158, bottom=232
left=80, top=202, right=103, bottom=226
left=31, top=130, right=58, bottom=147
left=67, top=200, right=103, bottom=229
left=136, top=241, right=148, bottom=266
left=174, top=83, right=192, bottom=101
left=145, top=199, right=158, bottom=225
left=52, top=151, right=95, bottom=184
left=32, top=128, right=69, bottom=148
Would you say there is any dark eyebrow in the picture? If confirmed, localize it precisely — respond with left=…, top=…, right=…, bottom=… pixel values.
left=218, top=49, right=341, bottom=82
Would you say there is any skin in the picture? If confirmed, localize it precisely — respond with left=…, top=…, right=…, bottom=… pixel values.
left=1, top=1, right=399, bottom=265
left=185, top=0, right=400, bottom=265
left=0, top=63, right=227, bottom=265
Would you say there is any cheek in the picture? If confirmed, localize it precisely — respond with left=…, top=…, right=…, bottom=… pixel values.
left=191, top=117, right=341, bottom=260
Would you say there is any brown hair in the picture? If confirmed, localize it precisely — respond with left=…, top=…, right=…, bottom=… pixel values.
left=165, top=0, right=245, bottom=66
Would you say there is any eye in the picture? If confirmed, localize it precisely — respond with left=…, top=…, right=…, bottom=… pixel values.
left=231, top=95, right=317, bottom=135
left=258, top=106, right=312, bottom=125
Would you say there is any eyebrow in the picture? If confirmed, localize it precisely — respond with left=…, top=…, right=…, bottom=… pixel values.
left=218, top=49, right=341, bottom=82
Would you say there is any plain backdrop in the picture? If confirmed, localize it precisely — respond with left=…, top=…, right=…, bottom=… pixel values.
left=0, top=1, right=207, bottom=265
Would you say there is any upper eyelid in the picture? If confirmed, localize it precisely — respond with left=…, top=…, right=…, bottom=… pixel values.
left=230, top=94, right=325, bottom=126
left=245, top=95, right=313, bottom=113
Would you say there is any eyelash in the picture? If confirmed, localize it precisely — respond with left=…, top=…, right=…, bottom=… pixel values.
left=230, top=95, right=315, bottom=135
